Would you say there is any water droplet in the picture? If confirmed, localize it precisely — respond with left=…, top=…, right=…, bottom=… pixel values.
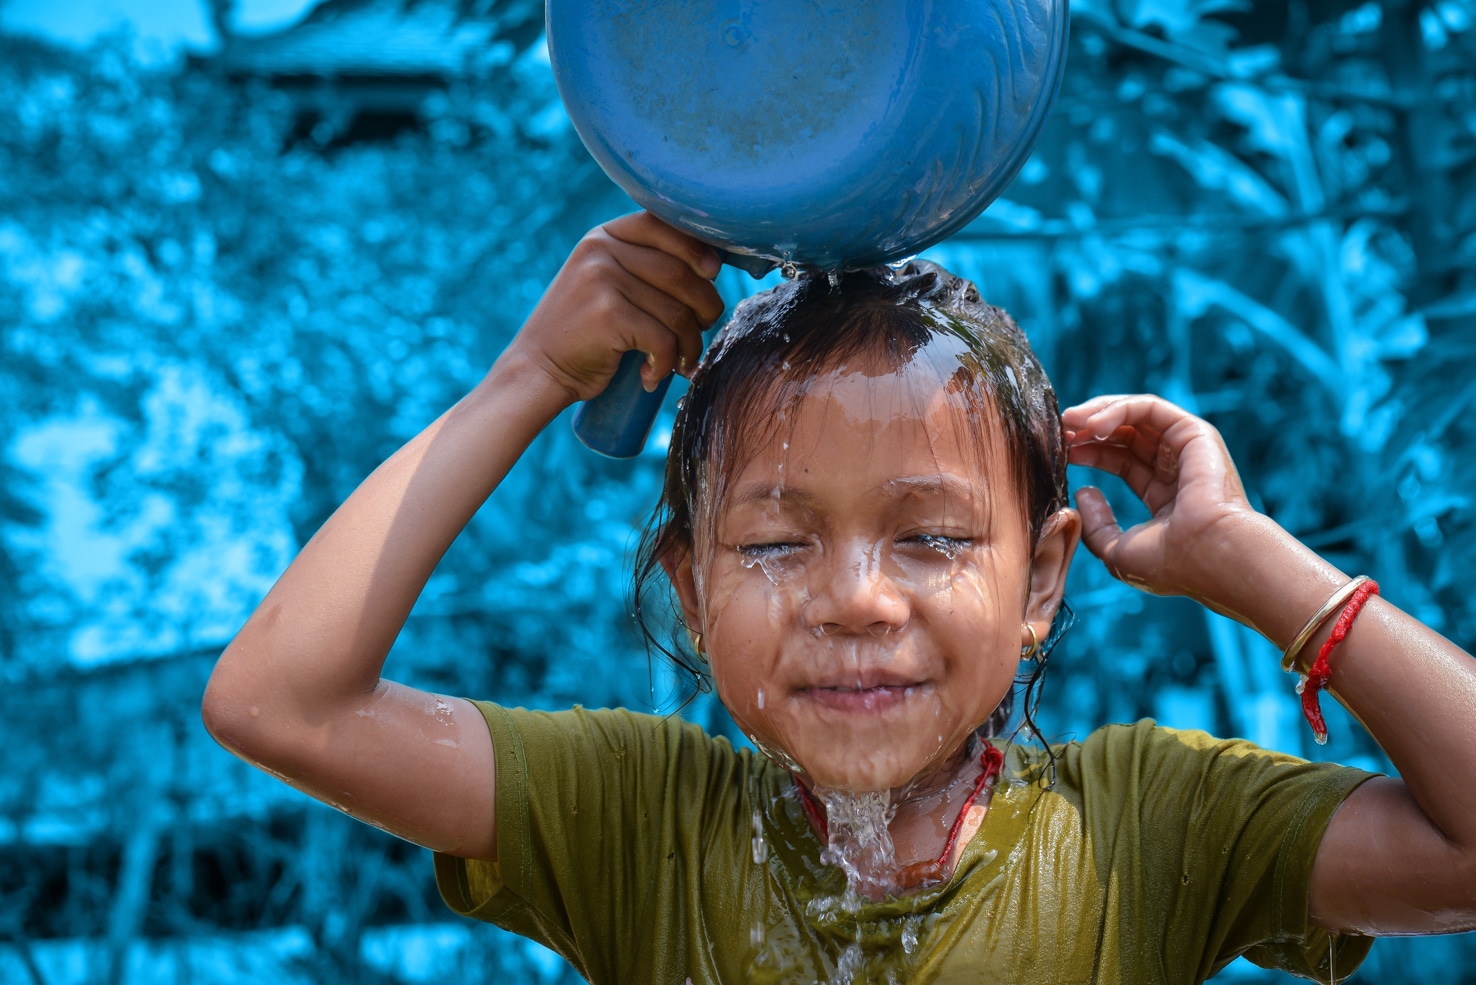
left=1002, top=364, right=1019, bottom=393
left=827, top=269, right=843, bottom=291
left=901, top=914, right=922, bottom=953
left=916, top=534, right=961, bottom=559
left=751, top=808, right=769, bottom=864
left=757, top=688, right=765, bottom=709
left=750, top=919, right=766, bottom=947
left=737, top=549, right=781, bottom=586
left=832, top=942, right=865, bottom=985
left=780, top=261, right=799, bottom=279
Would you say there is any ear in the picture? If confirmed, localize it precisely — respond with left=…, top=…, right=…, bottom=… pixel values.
left=659, top=543, right=704, bottom=635
left=1023, top=508, right=1080, bottom=648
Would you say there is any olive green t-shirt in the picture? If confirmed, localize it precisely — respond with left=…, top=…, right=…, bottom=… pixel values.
left=435, top=704, right=1376, bottom=984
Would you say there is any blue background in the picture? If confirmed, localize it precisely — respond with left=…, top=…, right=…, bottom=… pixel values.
left=1, top=0, right=1474, bottom=981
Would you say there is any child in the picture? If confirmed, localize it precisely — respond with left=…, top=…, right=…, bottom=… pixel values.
left=202, top=213, right=1476, bottom=984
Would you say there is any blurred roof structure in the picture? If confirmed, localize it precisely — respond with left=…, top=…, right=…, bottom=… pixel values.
left=218, top=0, right=540, bottom=78
left=213, top=0, right=543, bottom=138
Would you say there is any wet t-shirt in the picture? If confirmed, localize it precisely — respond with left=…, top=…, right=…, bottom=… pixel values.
left=433, top=704, right=1376, bottom=985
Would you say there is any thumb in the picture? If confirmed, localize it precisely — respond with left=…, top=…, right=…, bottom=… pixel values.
left=1074, top=486, right=1124, bottom=564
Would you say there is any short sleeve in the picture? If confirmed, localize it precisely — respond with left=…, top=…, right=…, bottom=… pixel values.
left=432, top=703, right=729, bottom=983
left=1069, top=721, right=1379, bottom=983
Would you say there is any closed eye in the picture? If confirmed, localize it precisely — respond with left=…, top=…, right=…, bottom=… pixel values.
left=736, top=542, right=806, bottom=561
left=907, top=534, right=974, bottom=557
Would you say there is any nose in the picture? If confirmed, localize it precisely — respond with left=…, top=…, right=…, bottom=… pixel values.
left=802, top=538, right=910, bottom=637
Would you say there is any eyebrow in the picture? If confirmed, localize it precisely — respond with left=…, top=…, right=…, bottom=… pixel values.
left=883, top=474, right=984, bottom=500
left=725, top=473, right=985, bottom=511
left=726, top=483, right=821, bottom=513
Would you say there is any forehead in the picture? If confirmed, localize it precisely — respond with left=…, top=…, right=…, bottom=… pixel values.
left=720, top=361, right=1010, bottom=512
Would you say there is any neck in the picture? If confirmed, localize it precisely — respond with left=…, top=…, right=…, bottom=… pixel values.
left=794, top=738, right=1003, bottom=897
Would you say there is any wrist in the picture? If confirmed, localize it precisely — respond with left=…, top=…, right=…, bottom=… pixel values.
left=1191, top=511, right=1349, bottom=648
left=478, top=343, right=584, bottom=422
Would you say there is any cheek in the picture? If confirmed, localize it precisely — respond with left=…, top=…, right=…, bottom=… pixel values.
left=705, top=638, right=786, bottom=755
left=711, top=664, right=768, bottom=733
left=701, top=557, right=814, bottom=643
left=700, top=573, right=788, bottom=717
left=924, top=560, right=1023, bottom=696
left=911, top=553, right=1017, bottom=625
left=699, top=564, right=810, bottom=736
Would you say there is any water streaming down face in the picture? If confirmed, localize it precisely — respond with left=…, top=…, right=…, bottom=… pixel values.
left=692, top=345, right=1032, bottom=795
left=642, top=259, right=1069, bottom=700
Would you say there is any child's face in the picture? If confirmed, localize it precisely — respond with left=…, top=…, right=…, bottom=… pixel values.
left=673, top=354, right=1076, bottom=793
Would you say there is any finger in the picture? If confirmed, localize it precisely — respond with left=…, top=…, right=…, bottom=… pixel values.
left=1068, top=443, right=1158, bottom=500
left=609, top=303, right=684, bottom=393
left=1128, top=425, right=1166, bottom=467
left=607, top=240, right=726, bottom=327
left=1151, top=431, right=1185, bottom=486
left=1067, top=394, right=1197, bottom=441
left=1072, top=412, right=1219, bottom=475
left=1066, top=423, right=1163, bottom=467
left=601, top=212, right=722, bottom=280
left=616, top=274, right=706, bottom=374
left=1072, top=438, right=1189, bottom=516
left=1061, top=394, right=1137, bottom=428
left=1063, top=393, right=1180, bottom=434
left=1074, top=486, right=1126, bottom=569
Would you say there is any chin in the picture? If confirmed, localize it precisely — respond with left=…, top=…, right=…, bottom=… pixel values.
left=789, top=736, right=941, bottom=794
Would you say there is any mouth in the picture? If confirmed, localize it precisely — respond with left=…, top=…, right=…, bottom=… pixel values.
left=798, top=681, right=927, bottom=714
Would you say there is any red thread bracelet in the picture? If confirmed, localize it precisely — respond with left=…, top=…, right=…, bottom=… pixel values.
left=1297, top=579, right=1379, bottom=745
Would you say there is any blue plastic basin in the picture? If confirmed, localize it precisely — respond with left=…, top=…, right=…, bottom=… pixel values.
left=547, top=0, right=1070, bottom=270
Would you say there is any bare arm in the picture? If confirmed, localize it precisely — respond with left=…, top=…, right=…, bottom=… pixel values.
left=202, top=214, right=724, bottom=860
left=1062, top=394, right=1476, bottom=936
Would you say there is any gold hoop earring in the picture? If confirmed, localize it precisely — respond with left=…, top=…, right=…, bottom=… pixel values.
left=690, top=631, right=707, bottom=663
left=1020, top=623, right=1041, bottom=660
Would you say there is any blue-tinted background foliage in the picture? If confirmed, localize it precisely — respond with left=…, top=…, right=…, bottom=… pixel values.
left=1, top=0, right=1474, bottom=981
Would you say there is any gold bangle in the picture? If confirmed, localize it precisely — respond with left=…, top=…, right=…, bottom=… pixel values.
left=1280, top=575, right=1372, bottom=674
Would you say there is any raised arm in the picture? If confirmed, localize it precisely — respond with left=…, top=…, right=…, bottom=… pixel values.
left=1062, top=393, right=1476, bottom=937
left=201, top=214, right=724, bottom=859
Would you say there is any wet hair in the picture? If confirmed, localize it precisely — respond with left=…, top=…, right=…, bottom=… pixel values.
left=633, top=259, right=1071, bottom=742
